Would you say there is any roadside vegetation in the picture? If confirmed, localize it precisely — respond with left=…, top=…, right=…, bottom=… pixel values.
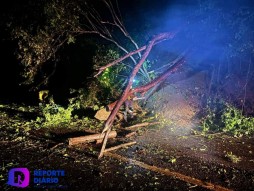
left=200, top=98, right=254, bottom=137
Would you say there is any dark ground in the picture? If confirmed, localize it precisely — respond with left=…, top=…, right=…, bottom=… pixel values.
left=0, top=71, right=254, bottom=191
left=0, top=123, right=253, bottom=191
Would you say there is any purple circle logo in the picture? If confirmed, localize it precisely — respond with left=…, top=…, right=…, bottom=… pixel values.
left=7, top=168, right=30, bottom=188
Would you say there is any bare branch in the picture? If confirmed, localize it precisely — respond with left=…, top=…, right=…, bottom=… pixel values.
left=94, top=35, right=180, bottom=77
left=94, top=45, right=147, bottom=77
left=104, top=141, right=136, bottom=153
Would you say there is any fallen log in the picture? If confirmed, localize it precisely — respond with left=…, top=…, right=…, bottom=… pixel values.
left=104, top=141, right=136, bottom=153
left=69, top=131, right=117, bottom=146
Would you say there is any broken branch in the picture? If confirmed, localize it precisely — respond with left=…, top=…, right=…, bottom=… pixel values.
left=125, top=122, right=161, bottom=130
left=132, top=57, right=185, bottom=95
left=69, top=131, right=117, bottom=146
left=94, top=45, right=146, bottom=77
left=104, top=152, right=233, bottom=191
left=104, top=141, right=136, bottom=153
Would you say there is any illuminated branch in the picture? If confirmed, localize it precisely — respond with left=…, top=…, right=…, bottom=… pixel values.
left=132, top=57, right=185, bottom=95
left=94, top=34, right=180, bottom=78
left=132, top=50, right=188, bottom=96
left=103, top=0, right=142, bottom=58
left=80, top=0, right=149, bottom=79
left=83, top=1, right=140, bottom=64
left=94, top=45, right=147, bottom=77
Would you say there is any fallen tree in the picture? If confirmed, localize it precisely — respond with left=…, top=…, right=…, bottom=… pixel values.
left=96, top=32, right=186, bottom=158
left=11, top=0, right=186, bottom=157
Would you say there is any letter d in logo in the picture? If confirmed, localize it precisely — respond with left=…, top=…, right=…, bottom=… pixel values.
left=7, top=168, right=30, bottom=188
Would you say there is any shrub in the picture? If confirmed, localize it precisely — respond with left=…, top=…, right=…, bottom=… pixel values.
left=201, top=99, right=254, bottom=137
left=36, top=102, right=75, bottom=128
left=222, top=103, right=254, bottom=137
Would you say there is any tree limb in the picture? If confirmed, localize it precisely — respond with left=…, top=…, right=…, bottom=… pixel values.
left=94, top=45, right=147, bottom=77
left=125, top=122, right=161, bottom=130
left=69, top=131, right=117, bottom=146
left=104, top=152, right=233, bottom=191
left=104, top=141, right=136, bottom=153
left=132, top=56, right=185, bottom=95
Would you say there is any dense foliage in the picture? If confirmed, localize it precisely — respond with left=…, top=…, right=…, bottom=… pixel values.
left=201, top=98, right=254, bottom=137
